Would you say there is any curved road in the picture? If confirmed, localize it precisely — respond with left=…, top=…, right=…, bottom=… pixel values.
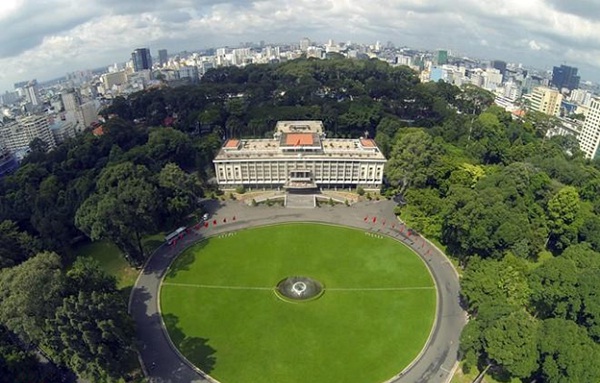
left=129, top=200, right=467, bottom=383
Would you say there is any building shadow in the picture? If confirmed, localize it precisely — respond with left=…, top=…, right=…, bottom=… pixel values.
left=162, top=313, right=217, bottom=373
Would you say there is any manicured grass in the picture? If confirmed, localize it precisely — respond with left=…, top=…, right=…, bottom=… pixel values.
left=75, top=241, right=138, bottom=290
left=161, top=223, right=436, bottom=383
left=74, top=232, right=170, bottom=290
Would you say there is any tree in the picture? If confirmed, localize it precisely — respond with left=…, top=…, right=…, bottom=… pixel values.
left=529, top=256, right=580, bottom=319
left=46, top=284, right=135, bottom=381
left=459, top=301, right=518, bottom=374
left=461, top=255, right=530, bottom=313
left=0, top=325, right=49, bottom=383
left=483, top=310, right=540, bottom=379
left=455, top=84, right=495, bottom=116
left=547, top=186, right=580, bottom=251
left=157, top=163, right=200, bottom=225
left=560, top=244, right=600, bottom=341
left=385, top=129, right=444, bottom=193
left=469, top=112, right=510, bottom=164
left=400, top=188, right=443, bottom=238
left=28, top=137, right=49, bottom=153
left=0, top=220, right=39, bottom=269
left=144, top=127, right=195, bottom=170
left=0, top=252, right=63, bottom=343
left=75, top=162, right=159, bottom=265
left=538, top=318, right=600, bottom=383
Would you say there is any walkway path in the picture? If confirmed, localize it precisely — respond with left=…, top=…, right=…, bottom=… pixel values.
left=129, top=200, right=467, bottom=383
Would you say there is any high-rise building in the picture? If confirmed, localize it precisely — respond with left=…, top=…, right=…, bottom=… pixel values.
left=79, top=101, right=100, bottom=129
left=530, top=86, right=563, bottom=116
left=131, top=48, right=152, bottom=72
left=24, top=80, right=40, bottom=106
left=491, top=60, right=507, bottom=81
left=300, top=37, right=311, bottom=52
left=158, top=49, right=168, bottom=67
left=0, top=115, right=56, bottom=152
left=436, top=50, right=448, bottom=65
left=101, top=71, right=128, bottom=90
left=551, top=65, right=580, bottom=91
left=579, top=97, right=600, bottom=159
left=61, top=89, right=81, bottom=112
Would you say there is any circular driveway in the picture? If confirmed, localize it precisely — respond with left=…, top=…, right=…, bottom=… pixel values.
left=129, top=200, right=467, bottom=383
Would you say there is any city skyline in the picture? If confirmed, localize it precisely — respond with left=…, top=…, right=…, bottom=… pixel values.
left=2, top=0, right=600, bottom=92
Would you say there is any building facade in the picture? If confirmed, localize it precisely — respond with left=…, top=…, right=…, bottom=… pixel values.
left=551, top=65, right=580, bottom=91
left=530, top=86, right=563, bottom=116
left=131, top=48, right=152, bottom=72
left=213, top=121, right=386, bottom=191
left=579, top=97, right=600, bottom=159
left=158, top=49, right=168, bottom=67
left=24, top=80, right=40, bottom=106
left=0, top=115, right=56, bottom=152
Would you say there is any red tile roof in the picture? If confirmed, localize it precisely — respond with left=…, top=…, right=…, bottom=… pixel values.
left=224, top=139, right=240, bottom=148
left=360, top=138, right=376, bottom=147
left=285, top=133, right=314, bottom=146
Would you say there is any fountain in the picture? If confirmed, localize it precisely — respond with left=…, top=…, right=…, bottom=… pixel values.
left=276, top=276, right=324, bottom=302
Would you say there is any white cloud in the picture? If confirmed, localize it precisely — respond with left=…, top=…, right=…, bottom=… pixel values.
left=528, top=40, right=549, bottom=51
left=1, top=0, right=600, bottom=91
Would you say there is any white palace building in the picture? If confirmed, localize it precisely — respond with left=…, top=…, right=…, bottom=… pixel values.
left=213, top=121, right=387, bottom=191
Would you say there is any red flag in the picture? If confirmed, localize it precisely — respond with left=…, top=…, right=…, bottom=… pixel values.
left=364, top=216, right=368, bottom=221
left=223, top=218, right=227, bottom=223
left=204, top=222, right=209, bottom=228
left=372, top=217, right=377, bottom=223
left=213, top=220, right=217, bottom=226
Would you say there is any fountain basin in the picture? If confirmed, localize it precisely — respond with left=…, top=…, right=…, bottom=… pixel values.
left=275, top=276, right=324, bottom=302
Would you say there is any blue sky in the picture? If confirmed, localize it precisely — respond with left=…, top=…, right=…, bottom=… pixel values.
left=1, top=0, right=600, bottom=92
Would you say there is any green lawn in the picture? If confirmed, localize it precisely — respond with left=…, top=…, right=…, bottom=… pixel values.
left=75, top=241, right=139, bottom=289
left=161, top=223, right=436, bottom=383
left=74, top=232, right=169, bottom=290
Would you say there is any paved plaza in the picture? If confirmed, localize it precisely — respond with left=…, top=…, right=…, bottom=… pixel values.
left=284, top=193, right=316, bottom=208
left=129, top=199, right=467, bottom=383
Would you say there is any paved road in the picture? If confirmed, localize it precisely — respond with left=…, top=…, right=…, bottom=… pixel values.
left=129, top=200, right=467, bottom=383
